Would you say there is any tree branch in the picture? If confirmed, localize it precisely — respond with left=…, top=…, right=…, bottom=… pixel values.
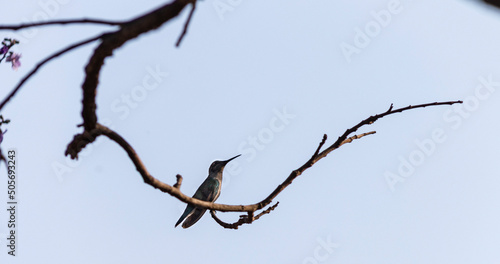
left=0, top=19, right=124, bottom=30
left=80, top=0, right=195, bottom=131
left=0, top=0, right=465, bottom=229
left=173, top=174, right=183, bottom=189
left=210, top=202, right=279, bottom=229
left=0, top=34, right=103, bottom=111
left=482, top=0, right=500, bottom=9
left=0, top=0, right=196, bottom=114
left=65, top=101, right=462, bottom=219
left=0, top=148, right=6, bottom=171
left=176, top=2, right=197, bottom=47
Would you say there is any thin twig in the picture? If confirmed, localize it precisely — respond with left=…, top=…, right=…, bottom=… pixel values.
left=255, top=101, right=462, bottom=210
left=0, top=148, right=6, bottom=171
left=173, top=174, right=183, bottom=189
left=0, top=19, right=124, bottom=30
left=338, top=131, right=376, bottom=147
left=254, top=202, right=279, bottom=220
left=176, top=2, right=196, bottom=47
left=0, top=34, right=104, bottom=111
left=312, top=134, right=328, bottom=157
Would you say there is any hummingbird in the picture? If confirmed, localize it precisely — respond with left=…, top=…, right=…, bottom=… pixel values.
left=175, top=154, right=240, bottom=228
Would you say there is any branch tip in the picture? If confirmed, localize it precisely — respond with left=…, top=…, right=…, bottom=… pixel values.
left=175, top=2, right=196, bottom=47
left=173, top=174, right=183, bottom=189
left=313, top=134, right=328, bottom=157
left=387, top=103, right=394, bottom=112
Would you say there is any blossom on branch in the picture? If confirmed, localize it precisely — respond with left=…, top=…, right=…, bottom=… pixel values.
left=0, top=38, right=21, bottom=70
left=0, top=45, right=8, bottom=55
left=6, top=53, right=21, bottom=70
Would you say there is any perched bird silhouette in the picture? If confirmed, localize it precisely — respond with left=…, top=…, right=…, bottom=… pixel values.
left=175, top=154, right=240, bottom=228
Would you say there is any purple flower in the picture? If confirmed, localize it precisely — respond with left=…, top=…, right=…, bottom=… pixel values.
left=6, top=53, right=21, bottom=70
left=0, top=45, right=8, bottom=55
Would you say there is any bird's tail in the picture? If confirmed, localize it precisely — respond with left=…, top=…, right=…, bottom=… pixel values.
left=181, top=208, right=207, bottom=229
left=175, top=206, right=194, bottom=227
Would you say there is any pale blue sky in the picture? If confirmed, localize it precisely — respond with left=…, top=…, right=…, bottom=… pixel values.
left=1, top=0, right=500, bottom=263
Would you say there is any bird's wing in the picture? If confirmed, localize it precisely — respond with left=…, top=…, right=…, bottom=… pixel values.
left=194, top=177, right=221, bottom=202
left=177, top=178, right=221, bottom=228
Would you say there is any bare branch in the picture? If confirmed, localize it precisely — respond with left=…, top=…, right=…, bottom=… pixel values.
left=0, top=0, right=196, bottom=114
left=386, top=103, right=394, bottom=112
left=65, top=101, right=462, bottom=218
left=0, top=19, right=124, bottom=30
left=176, top=2, right=197, bottom=47
left=312, top=134, right=328, bottom=157
left=254, top=101, right=462, bottom=210
left=210, top=202, right=279, bottom=229
left=482, top=0, right=500, bottom=9
left=173, top=174, right=183, bottom=189
left=317, top=101, right=462, bottom=161
left=81, top=0, right=195, bottom=131
left=0, top=148, right=6, bottom=171
left=254, top=202, right=279, bottom=220
left=0, top=34, right=103, bottom=111
left=339, top=131, right=376, bottom=147
left=0, top=0, right=464, bottom=230
left=65, top=125, right=104, bottom=159
left=75, top=123, right=256, bottom=212
left=209, top=211, right=251, bottom=229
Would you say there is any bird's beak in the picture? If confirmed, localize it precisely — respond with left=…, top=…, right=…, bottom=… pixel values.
left=222, top=154, right=241, bottom=164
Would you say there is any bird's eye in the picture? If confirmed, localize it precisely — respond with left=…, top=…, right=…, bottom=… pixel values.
left=209, top=162, right=217, bottom=171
